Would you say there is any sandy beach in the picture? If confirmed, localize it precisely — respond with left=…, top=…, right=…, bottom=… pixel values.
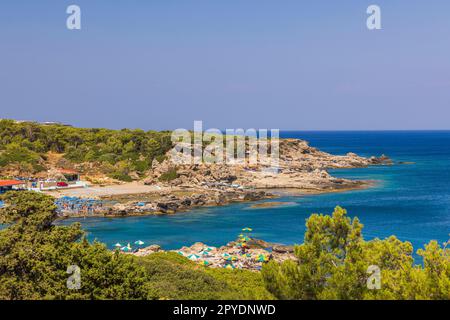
left=46, top=181, right=170, bottom=198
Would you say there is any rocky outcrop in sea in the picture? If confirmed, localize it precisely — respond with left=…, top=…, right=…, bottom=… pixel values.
left=131, top=240, right=297, bottom=272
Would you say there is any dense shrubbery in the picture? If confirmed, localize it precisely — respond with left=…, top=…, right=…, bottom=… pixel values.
left=0, top=119, right=173, bottom=179
left=0, top=142, right=42, bottom=173
left=0, top=191, right=271, bottom=300
left=262, top=207, right=450, bottom=300
left=137, top=252, right=273, bottom=300
left=158, top=167, right=178, bottom=182
left=0, top=191, right=149, bottom=299
left=1, top=192, right=448, bottom=300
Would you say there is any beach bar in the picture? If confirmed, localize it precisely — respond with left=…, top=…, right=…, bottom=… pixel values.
left=0, top=180, right=27, bottom=194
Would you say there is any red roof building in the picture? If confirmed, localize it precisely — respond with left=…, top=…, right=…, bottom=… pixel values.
left=0, top=180, right=26, bottom=193
left=57, top=169, right=80, bottom=182
left=0, top=180, right=24, bottom=187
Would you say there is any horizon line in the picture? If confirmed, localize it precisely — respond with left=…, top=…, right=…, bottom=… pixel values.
left=3, top=119, right=450, bottom=132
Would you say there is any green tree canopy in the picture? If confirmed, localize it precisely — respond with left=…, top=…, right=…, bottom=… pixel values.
left=0, top=191, right=149, bottom=300
left=262, top=206, right=450, bottom=300
left=0, top=120, right=174, bottom=180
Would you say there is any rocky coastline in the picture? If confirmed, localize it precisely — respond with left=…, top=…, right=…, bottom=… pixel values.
left=55, top=138, right=391, bottom=217
left=105, top=189, right=272, bottom=216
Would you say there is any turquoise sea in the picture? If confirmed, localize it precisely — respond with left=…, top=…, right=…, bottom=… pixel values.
left=58, top=131, right=450, bottom=254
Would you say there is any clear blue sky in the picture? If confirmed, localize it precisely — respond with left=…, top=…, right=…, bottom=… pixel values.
left=1, top=1, right=450, bottom=130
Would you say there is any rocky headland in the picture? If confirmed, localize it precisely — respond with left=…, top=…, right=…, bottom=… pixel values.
left=55, top=138, right=391, bottom=217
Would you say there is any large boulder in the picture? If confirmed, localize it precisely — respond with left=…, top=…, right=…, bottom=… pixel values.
left=135, top=244, right=162, bottom=256
left=272, top=244, right=294, bottom=254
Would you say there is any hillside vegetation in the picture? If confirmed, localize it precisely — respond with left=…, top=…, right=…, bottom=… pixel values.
left=0, top=119, right=173, bottom=180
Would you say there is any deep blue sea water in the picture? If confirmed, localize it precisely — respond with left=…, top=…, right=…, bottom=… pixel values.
left=58, top=131, right=450, bottom=254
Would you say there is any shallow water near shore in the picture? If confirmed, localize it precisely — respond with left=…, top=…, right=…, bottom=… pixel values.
left=58, top=131, right=450, bottom=256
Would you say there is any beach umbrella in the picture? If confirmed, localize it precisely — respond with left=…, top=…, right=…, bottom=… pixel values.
left=203, top=261, right=210, bottom=266
left=121, top=246, right=131, bottom=252
left=222, top=253, right=231, bottom=258
left=206, top=247, right=214, bottom=251
left=242, top=227, right=252, bottom=232
left=114, top=243, right=122, bottom=248
left=241, top=236, right=250, bottom=242
left=188, top=254, right=200, bottom=261
left=225, top=256, right=238, bottom=261
left=224, top=264, right=235, bottom=270
left=134, top=240, right=145, bottom=246
left=177, top=251, right=185, bottom=256
left=257, top=254, right=268, bottom=262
